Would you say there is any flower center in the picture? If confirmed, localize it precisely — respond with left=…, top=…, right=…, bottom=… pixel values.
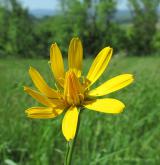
left=64, top=70, right=84, bottom=106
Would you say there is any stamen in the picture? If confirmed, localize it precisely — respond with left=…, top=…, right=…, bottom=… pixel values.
left=64, top=71, right=84, bottom=105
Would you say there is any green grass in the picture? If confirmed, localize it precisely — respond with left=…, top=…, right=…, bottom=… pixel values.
left=0, top=56, right=160, bottom=165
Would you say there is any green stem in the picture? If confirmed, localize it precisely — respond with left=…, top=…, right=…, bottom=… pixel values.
left=64, top=108, right=82, bottom=165
left=65, top=139, right=75, bottom=165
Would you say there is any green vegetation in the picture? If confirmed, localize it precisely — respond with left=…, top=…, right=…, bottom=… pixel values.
left=128, top=0, right=160, bottom=55
left=0, top=56, right=160, bottom=164
left=0, top=0, right=160, bottom=164
left=0, top=0, right=160, bottom=58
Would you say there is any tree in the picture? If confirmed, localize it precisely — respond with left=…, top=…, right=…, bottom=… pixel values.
left=96, top=0, right=124, bottom=53
left=128, top=0, right=160, bottom=55
left=0, top=0, right=11, bottom=56
left=0, top=6, right=9, bottom=56
left=6, top=0, right=36, bottom=57
left=57, top=0, right=118, bottom=56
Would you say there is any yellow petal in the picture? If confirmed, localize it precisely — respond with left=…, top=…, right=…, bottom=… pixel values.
left=29, top=66, right=59, bottom=98
left=25, top=107, right=63, bottom=119
left=88, top=74, right=134, bottom=97
left=68, top=37, right=83, bottom=77
left=84, top=98, right=125, bottom=114
left=62, top=106, right=79, bottom=141
left=24, top=86, right=59, bottom=107
left=50, top=43, right=65, bottom=86
left=86, top=47, right=112, bottom=86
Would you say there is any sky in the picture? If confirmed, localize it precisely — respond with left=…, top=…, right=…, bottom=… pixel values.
left=20, top=0, right=128, bottom=10
left=20, top=0, right=59, bottom=10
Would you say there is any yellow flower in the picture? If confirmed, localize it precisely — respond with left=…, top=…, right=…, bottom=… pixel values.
left=24, top=37, right=134, bottom=141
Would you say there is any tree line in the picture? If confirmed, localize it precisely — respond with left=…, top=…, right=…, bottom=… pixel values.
left=0, top=0, right=160, bottom=58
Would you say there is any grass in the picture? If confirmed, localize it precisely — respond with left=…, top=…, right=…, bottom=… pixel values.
left=0, top=56, right=160, bottom=165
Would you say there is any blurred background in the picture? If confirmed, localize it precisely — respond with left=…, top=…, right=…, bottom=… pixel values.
left=0, top=0, right=160, bottom=164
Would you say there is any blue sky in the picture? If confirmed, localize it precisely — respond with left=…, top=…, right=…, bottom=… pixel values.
left=20, top=0, right=128, bottom=10
left=20, top=0, right=59, bottom=10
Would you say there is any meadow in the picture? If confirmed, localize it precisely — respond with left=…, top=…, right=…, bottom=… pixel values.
left=0, top=56, right=160, bottom=165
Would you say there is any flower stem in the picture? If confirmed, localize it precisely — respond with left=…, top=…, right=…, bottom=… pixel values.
left=65, top=139, right=75, bottom=165
left=64, top=109, right=82, bottom=165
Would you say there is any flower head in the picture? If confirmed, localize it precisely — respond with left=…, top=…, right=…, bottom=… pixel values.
left=24, top=37, right=134, bottom=141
